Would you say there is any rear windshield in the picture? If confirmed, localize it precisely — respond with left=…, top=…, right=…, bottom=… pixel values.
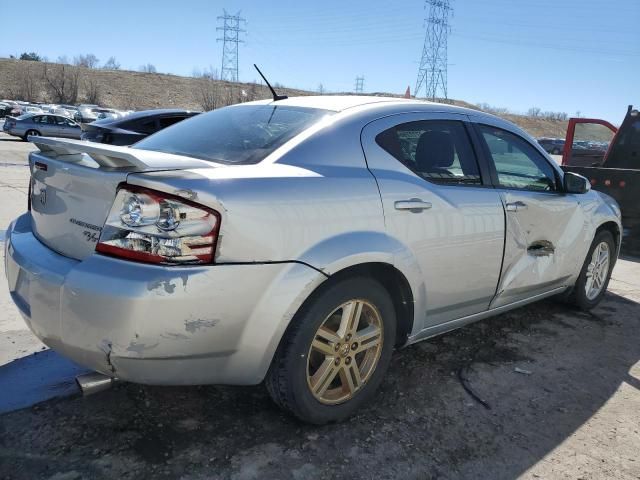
left=133, top=105, right=333, bottom=164
left=16, top=113, right=34, bottom=120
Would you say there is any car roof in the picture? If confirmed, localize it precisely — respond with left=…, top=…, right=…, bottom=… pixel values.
left=117, top=108, right=196, bottom=120
left=243, top=95, right=473, bottom=114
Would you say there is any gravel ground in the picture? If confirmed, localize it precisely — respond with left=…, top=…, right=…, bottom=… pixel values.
left=0, top=132, right=639, bottom=479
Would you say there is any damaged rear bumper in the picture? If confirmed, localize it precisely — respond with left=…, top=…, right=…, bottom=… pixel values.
left=5, top=213, right=326, bottom=385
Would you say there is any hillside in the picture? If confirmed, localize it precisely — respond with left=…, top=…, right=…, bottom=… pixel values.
left=0, top=58, right=568, bottom=139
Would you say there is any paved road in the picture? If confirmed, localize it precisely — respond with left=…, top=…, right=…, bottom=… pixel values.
left=0, top=133, right=638, bottom=479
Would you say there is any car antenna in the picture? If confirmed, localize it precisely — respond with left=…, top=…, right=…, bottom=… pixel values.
left=254, top=64, right=288, bottom=102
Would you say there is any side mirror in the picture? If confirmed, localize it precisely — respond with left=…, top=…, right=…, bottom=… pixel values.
left=564, top=172, right=590, bottom=194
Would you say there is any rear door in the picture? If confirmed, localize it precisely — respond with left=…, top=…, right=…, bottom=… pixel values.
left=42, top=115, right=62, bottom=137
left=475, top=122, right=589, bottom=307
left=53, top=115, right=73, bottom=137
left=362, top=112, right=505, bottom=328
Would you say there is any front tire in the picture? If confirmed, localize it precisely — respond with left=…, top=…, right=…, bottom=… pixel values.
left=569, top=230, right=615, bottom=310
left=265, top=277, right=396, bottom=424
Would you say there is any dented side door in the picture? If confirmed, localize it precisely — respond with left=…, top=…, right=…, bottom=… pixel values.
left=469, top=120, right=589, bottom=308
left=494, top=190, right=587, bottom=307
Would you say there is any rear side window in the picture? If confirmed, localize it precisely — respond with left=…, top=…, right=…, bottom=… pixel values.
left=134, top=105, right=333, bottom=164
left=375, top=120, right=482, bottom=185
left=134, top=118, right=158, bottom=134
left=479, top=125, right=558, bottom=191
left=158, top=115, right=187, bottom=129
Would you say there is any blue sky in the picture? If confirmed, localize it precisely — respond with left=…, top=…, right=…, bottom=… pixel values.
left=1, top=0, right=638, bottom=122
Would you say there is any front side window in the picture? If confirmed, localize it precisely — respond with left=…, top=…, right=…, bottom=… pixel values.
left=135, top=105, right=333, bottom=164
left=479, top=125, right=558, bottom=192
left=375, top=120, right=482, bottom=185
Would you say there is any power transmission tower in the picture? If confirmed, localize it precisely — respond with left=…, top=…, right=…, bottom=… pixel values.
left=415, top=0, right=452, bottom=101
left=216, top=10, right=246, bottom=82
left=355, top=76, right=365, bottom=94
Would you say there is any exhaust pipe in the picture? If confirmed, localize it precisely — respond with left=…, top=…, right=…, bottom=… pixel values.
left=76, top=372, right=116, bottom=396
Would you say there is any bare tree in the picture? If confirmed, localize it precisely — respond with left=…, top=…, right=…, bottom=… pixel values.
left=317, top=83, right=325, bottom=95
left=57, top=55, right=70, bottom=65
left=74, top=54, right=100, bottom=69
left=84, top=77, right=101, bottom=104
left=246, top=82, right=261, bottom=101
left=527, top=107, right=541, bottom=117
left=139, top=63, right=157, bottom=73
left=197, top=77, right=221, bottom=111
left=10, top=62, right=39, bottom=102
left=42, top=63, right=79, bottom=104
left=103, top=56, right=120, bottom=70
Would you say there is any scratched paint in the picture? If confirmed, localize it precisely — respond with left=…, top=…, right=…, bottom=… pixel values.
left=126, top=341, right=159, bottom=354
left=147, top=280, right=177, bottom=294
left=184, top=318, right=219, bottom=333
left=0, top=350, right=89, bottom=414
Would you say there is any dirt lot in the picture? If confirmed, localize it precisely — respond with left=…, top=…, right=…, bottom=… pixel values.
left=0, top=130, right=638, bottom=480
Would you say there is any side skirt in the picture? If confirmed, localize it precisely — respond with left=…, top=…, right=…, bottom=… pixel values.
left=405, top=286, right=569, bottom=346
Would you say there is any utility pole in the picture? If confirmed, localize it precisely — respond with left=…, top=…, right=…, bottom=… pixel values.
left=415, top=0, right=452, bottom=101
left=354, top=76, right=365, bottom=94
left=217, top=10, right=246, bottom=82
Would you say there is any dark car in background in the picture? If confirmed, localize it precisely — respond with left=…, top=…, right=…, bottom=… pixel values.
left=537, top=137, right=565, bottom=155
left=80, top=109, right=199, bottom=145
left=3, top=113, right=82, bottom=140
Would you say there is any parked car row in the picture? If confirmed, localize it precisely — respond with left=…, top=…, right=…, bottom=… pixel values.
left=2, top=100, right=199, bottom=145
left=537, top=137, right=565, bottom=155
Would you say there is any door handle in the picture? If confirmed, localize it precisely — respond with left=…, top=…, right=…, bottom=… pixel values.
left=394, top=199, right=432, bottom=212
left=505, top=201, right=527, bottom=212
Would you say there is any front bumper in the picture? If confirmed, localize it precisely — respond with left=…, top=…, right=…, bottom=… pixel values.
left=5, top=213, right=326, bottom=385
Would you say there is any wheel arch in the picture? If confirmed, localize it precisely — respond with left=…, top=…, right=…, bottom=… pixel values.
left=315, top=262, right=415, bottom=347
left=262, top=260, right=418, bottom=384
left=595, top=220, right=621, bottom=261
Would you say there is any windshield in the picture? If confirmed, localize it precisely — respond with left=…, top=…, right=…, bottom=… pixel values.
left=134, top=104, right=333, bottom=164
left=16, top=113, right=34, bottom=120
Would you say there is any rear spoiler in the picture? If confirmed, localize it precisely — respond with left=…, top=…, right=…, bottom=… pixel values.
left=29, top=136, right=215, bottom=170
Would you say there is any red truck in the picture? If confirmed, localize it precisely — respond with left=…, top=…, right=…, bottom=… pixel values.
left=561, top=105, right=640, bottom=251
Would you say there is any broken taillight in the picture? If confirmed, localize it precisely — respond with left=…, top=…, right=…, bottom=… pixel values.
left=96, top=185, right=220, bottom=265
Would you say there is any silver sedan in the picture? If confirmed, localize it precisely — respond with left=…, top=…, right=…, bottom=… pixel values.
left=3, top=113, right=82, bottom=140
left=5, top=96, right=621, bottom=423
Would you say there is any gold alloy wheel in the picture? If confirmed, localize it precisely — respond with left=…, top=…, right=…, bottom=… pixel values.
left=306, top=299, right=384, bottom=405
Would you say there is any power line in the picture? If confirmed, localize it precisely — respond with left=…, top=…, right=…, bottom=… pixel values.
left=355, top=76, right=365, bottom=94
left=415, top=0, right=453, bottom=101
left=216, top=10, right=246, bottom=82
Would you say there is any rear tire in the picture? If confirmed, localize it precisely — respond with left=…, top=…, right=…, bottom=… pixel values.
left=567, top=230, right=615, bottom=310
left=265, top=277, right=396, bottom=424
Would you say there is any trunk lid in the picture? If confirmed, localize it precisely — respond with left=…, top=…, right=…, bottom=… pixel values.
left=28, top=137, right=216, bottom=260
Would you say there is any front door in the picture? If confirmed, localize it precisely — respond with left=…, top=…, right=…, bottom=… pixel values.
left=361, top=113, right=505, bottom=328
left=475, top=123, right=588, bottom=307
